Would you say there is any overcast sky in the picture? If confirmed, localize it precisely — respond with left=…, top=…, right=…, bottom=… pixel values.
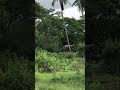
left=36, top=0, right=81, bottom=19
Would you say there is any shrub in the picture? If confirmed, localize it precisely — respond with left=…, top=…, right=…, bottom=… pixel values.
left=102, top=39, right=120, bottom=73
left=77, top=42, right=85, bottom=57
left=0, top=53, right=34, bottom=90
left=35, top=49, right=60, bottom=73
left=35, top=49, right=83, bottom=72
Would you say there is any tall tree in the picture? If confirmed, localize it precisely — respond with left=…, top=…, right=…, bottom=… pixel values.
left=52, top=0, right=68, bottom=11
left=72, top=0, right=85, bottom=16
left=52, top=0, right=72, bottom=52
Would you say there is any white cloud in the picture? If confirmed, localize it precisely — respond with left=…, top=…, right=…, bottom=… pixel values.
left=36, top=0, right=81, bottom=19
left=54, top=6, right=81, bottom=19
left=63, top=7, right=81, bottom=19
left=36, top=0, right=74, bottom=9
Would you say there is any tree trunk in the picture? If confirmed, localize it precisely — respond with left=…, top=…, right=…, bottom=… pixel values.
left=61, top=10, right=71, bottom=52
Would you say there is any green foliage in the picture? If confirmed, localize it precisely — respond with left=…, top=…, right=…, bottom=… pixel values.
left=86, top=82, right=102, bottom=90
left=35, top=71, right=85, bottom=90
left=35, top=49, right=60, bottom=72
left=58, top=52, right=77, bottom=59
left=35, top=48, right=85, bottom=89
left=35, top=2, right=85, bottom=90
left=35, top=49, right=84, bottom=73
left=0, top=53, right=34, bottom=90
left=102, top=39, right=120, bottom=73
left=35, top=3, right=85, bottom=52
left=0, top=0, right=34, bottom=58
left=77, top=42, right=85, bottom=57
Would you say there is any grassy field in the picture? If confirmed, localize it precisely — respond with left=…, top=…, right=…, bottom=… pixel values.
left=35, top=71, right=85, bottom=90
left=35, top=50, right=85, bottom=90
left=86, top=63, right=120, bottom=90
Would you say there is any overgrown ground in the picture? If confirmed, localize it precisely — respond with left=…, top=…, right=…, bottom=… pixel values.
left=0, top=52, right=34, bottom=90
left=86, top=63, right=120, bottom=90
left=35, top=71, right=85, bottom=90
left=35, top=49, right=85, bottom=90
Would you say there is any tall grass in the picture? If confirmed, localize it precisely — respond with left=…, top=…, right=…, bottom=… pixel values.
left=35, top=49, right=85, bottom=73
left=35, top=71, right=85, bottom=90
left=35, top=49, right=85, bottom=90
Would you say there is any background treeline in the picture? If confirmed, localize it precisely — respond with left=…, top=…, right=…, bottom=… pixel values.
left=86, top=0, right=120, bottom=89
left=86, top=0, right=120, bottom=74
left=35, top=2, right=85, bottom=52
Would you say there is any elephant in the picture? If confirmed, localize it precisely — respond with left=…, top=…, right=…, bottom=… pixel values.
left=61, top=44, right=74, bottom=52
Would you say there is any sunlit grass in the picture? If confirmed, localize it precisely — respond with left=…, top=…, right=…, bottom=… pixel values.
left=35, top=71, right=85, bottom=90
left=35, top=50, right=85, bottom=90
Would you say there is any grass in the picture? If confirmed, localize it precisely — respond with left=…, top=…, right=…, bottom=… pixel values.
left=86, top=63, right=120, bottom=90
left=35, top=70, right=85, bottom=81
left=36, top=82, right=84, bottom=90
left=35, top=71, right=85, bottom=90
left=35, top=50, right=85, bottom=90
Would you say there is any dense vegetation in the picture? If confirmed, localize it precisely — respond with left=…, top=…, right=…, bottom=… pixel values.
left=0, top=0, right=34, bottom=58
left=0, top=52, right=34, bottom=90
left=1, top=0, right=120, bottom=89
left=0, top=0, right=34, bottom=89
left=35, top=49, right=85, bottom=90
left=86, top=0, right=120, bottom=89
left=35, top=2, right=85, bottom=90
left=35, top=2, right=85, bottom=52
left=35, top=49, right=84, bottom=73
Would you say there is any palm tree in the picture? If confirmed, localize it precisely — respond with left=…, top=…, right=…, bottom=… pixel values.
left=52, top=0, right=72, bottom=52
left=72, top=0, right=85, bottom=16
left=52, top=0, right=67, bottom=11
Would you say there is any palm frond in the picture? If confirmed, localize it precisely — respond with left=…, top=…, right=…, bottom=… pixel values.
left=72, top=0, right=78, bottom=6
left=52, top=0, right=58, bottom=6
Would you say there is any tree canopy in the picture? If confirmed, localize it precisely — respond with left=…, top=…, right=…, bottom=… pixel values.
left=35, top=2, right=85, bottom=52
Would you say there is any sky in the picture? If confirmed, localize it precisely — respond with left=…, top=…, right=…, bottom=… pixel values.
left=36, top=0, right=81, bottom=19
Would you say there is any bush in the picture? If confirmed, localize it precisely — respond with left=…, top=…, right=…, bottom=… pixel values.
left=58, top=52, right=77, bottom=59
left=86, top=82, right=103, bottom=90
left=102, top=39, right=120, bottom=73
left=0, top=53, right=34, bottom=90
left=35, top=49, right=83, bottom=73
left=35, top=49, right=60, bottom=73
left=77, top=42, right=85, bottom=57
